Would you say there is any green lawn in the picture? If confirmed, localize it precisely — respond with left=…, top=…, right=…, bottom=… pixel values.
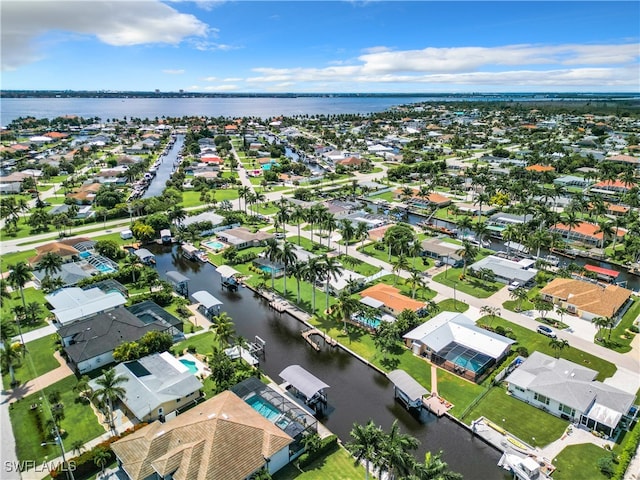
left=596, top=297, right=639, bottom=353
left=274, top=445, right=365, bottom=480
left=432, top=268, right=503, bottom=298
left=462, top=386, right=568, bottom=447
left=336, top=255, right=381, bottom=277
left=9, top=375, right=105, bottom=463
left=436, top=298, right=470, bottom=313
left=368, top=191, right=397, bottom=202
left=2, top=335, right=60, bottom=389
left=552, top=443, right=612, bottom=480
left=476, top=317, right=616, bottom=381
left=0, top=287, right=50, bottom=334
left=182, top=189, right=238, bottom=208
left=0, top=249, right=38, bottom=271
left=173, top=332, right=216, bottom=357
left=358, top=244, right=426, bottom=272
left=287, top=236, right=331, bottom=254
left=437, top=368, right=485, bottom=417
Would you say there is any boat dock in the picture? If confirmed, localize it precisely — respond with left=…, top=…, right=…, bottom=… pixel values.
left=301, top=328, right=337, bottom=351
left=269, top=299, right=290, bottom=312
left=422, top=393, right=454, bottom=417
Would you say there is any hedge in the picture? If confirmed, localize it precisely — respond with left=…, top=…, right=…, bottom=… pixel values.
left=296, top=435, right=339, bottom=469
left=613, top=422, right=640, bottom=480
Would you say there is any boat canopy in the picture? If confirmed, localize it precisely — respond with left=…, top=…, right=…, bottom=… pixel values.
left=191, top=290, right=223, bottom=309
left=388, top=369, right=429, bottom=402
left=216, top=265, right=240, bottom=279
left=584, top=264, right=620, bottom=278
left=279, top=365, right=329, bottom=400
left=166, top=270, right=189, bottom=284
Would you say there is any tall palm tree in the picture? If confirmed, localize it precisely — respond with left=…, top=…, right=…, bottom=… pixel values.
left=7, top=262, right=31, bottom=353
left=411, top=451, right=463, bottom=480
left=323, top=213, right=338, bottom=249
left=290, top=205, right=306, bottom=246
left=339, top=219, right=355, bottom=255
left=320, top=255, right=343, bottom=314
left=356, top=221, right=369, bottom=248
left=238, top=186, right=251, bottom=214
left=455, top=241, right=478, bottom=276
left=277, top=241, right=297, bottom=298
left=304, top=257, right=323, bottom=314
left=595, top=219, right=614, bottom=251
left=288, top=261, right=306, bottom=304
left=263, top=238, right=280, bottom=289
left=168, top=205, right=186, bottom=227
left=407, top=269, right=425, bottom=299
left=591, top=316, right=614, bottom=341
left=561, top=211, right=581, bottom=244
left=39, top=252, right=63, bottom=280
left=93, top=368, right=128, bottom=433
left=275, top=199, right=290, bottom=235
left=210, top=311, right=236, bottom=349
left=457, top=216, right=473, bottom=237
left=378, top=420, right=420, bottom=480
left=1, top=339, right=21, bottom=386
left=473, top=221, right=489, bottom=245
left=332, top=290, right=360, bottom=332
left=549, top=338, right=569, bottom=358
left=348, top=420, right=384, bottom=480
left=123, top=254, right=142, bottom=283
left=392, top=255, right=410, bottom=286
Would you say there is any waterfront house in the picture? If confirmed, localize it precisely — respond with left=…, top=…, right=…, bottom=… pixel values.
left=97, top=352, right=203, bottom=423
left=420, top=238, right=463, bottom=267
left=549, top=221, right=624, bottom=247
left=216, top=227, right=274, bottom=250
left=66, top=182, right=101, bottom=204
left=403, top=311, right=515, bottom=382
left=505, top=351, right=636, bottom=436
left=46, top=286, right=127, bottom=326
left=111, top=391, right=294, bottom=480
left=467, top=255, right=537, bottom=286
left=539, top=278, right=633, bottom=321
left=28, top=238, right=87, bottom=267
left=359, top=283, right=426, bottom=317
left=590, top=179, right=636, bottom=196
left=49, top=204, right=94, bottom=220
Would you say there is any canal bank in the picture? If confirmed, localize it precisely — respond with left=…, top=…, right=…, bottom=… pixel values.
left=149, top=244, right=506, bottom=479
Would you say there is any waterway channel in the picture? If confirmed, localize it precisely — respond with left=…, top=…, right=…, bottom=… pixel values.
left=148, top=244, right=506, bottom=479
left=142, top=134, right=185, bottom=199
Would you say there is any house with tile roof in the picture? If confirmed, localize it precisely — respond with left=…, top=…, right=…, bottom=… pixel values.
left=505, top=351, right=636, bottom=437
left=539, top=278, right=633, bottom=321
left=111, top=390, right=294, bottom=480
left=590, top=179, right=636, bottom=195
left=549, top=221, right=625, bottom=247
left=359, top=283, right=426, bottom=316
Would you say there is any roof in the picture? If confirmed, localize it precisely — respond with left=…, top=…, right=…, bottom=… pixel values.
left=403, top=311, right=515, bottom=359
left=33, top=263, right=93, bottom=286
left=46, top=287, right=127, bottom=325
left=216, top=265, right=240, bottom=279
left=469, top=255, right=538, bottom=283
left=506, top=352, right=634, bottom=424
left=100, top=352, right=203, bottom=421
left=359, top=283, right=426, bottom=313
left=191, top=290, right=223, bottom=309
left=29, top=241, right=79, bottom=265
left=525, top=164, right=555, bottom=172
left=181, top=211, right=224, bottom=228
left=387, top=370, right=429, bottom=402
left=58, top=308, right=169, bottom=363
left=166, top=271, right=190, bottom=284
left=540, top=278, right=632, bottom=317
left=279, top=365, right=329, bottom=399
left=111, top=391, right=293, bottom=480
left=583, top=264, right=619, bottom=278
left=134, top=248, right=155, bottom=260
left=360, top=296, right=384, bottom=309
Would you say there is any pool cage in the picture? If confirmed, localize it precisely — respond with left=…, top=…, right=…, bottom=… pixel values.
left=231, top=377, right=318, bottom=459
left=430, top=341, right=495, bottom=383
left=72, top=240, right=96, bottom=252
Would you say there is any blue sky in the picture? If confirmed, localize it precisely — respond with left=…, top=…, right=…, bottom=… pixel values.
left=2, top=1, right=639, bottom=92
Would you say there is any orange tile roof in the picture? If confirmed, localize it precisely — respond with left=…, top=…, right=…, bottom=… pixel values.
left=540, top=278, right=632, bottom=317
left=44, top=132, right=68, bottom=139
left=525, top=164, right=555, bottom=172
left=360, top=283, right=425, bottom=313
left=607, top=154, right=638, bottom=163
left=606, top=203, right=629, bottom=214
left=552, top=221, right=625, bottom=240
left=593, top=179, right=636, bottom=189
left=367, top=224, right=393, bottom=241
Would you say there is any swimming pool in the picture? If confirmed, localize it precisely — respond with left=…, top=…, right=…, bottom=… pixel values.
left=78, top=251, right=92, bottom=259
left=246, top=394, right=281, bottom=421
left=202, top=240, right=225, bottom=250
left=179, top=359, right=199, bottom=375
left=259, top=265, right=279, bottom=275
left=352, top=314, right=381, bottom=329
left=96, top=264, right=116, bottom=273
left=451, top=353, right=485, bottom=373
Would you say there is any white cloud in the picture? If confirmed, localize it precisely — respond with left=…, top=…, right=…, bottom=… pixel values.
left=192, top=41, right=238, bottom=51
left=163, top=69, right=185, bottom=75
left=244, top=43, right=639, bottom=89
left=202, top=76, right=218, bottom=82
left=1, top=0, right=208, bottom=70
left=203, top=84, right=239, bottom=91
left=222, top=77, right=242, bottom=82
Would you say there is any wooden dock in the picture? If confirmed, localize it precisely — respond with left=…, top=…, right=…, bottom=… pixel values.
left=422, top=393, right=454, bottom=417
left=269, top=300, right=289, bottom=312
left=301, top=328, right=338, bottom=351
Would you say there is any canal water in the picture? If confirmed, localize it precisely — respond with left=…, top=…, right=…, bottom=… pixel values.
left=142, top=134, right=185, bottom=199
left=149, top=244, right=505, bottom=479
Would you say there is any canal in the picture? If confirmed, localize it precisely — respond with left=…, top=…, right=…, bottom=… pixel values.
left=142, top=134, right=185, bottom=199
left=149, top=244, right=505, bottom=479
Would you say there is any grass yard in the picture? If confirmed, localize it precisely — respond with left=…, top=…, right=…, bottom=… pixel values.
left=173, top=332, right=216, bottom=357
left=287, top=236, right=331, bottom=254
left=9, top=375, right=105, bottom=463
left=182, top=188, right=238, bottom=207
left=0, top=287, right=50, bottom=334
left=0, top=248, right=38, bottom=271
left=336, top=255, right=382, bottom=277
left=476, top=317, right=616, bottom=381
left=462, top=386, right=568, bottom=447
left=436, top=298, right=470, bottom=313
left=437, top=368, right=485, bottom=417
left=596, top=297, right=639, bottom=353
left=368, top=274, right=438, bottom=302
left=274, top=445, right=365, bottom=480
left=368, top=191, right=396, bottom=202
left=432, top=268, right=503, bottom=298
left=2, top=335, right=60, bottom=389
left=552, top=443, right=613, bottom=480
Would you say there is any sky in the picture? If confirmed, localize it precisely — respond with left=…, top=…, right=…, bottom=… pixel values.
left=1, top=1, right=639, bottom=93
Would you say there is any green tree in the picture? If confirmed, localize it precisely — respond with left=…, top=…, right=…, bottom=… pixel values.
left=209, top=312, right=236, bottom=350
left=92, top=447, right=111, bottom=475
left=277, top=241, right=297, bottom=298
left=332, top=290, right=360, bottom=332
left=93, top=368, right=128, bottom=433
left=378, top=420, right=420, bottom=480
left=0, top=339, right=21, bottom=386
left=7, top=262, right=31, bottom=352
left=39, top=252, right=63, bottom=279
left=348, top=420, right=384, bottom=480
left=549, top=338, right=569, bottom=358
left=509, top=286, right=529, bottom=312
left=455, top=241, right=479, bottom=276
left=410, top=451, right=463, bottom=480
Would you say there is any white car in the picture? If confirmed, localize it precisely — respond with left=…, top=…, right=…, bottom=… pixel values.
left=507, top=281, right=521, bottom=291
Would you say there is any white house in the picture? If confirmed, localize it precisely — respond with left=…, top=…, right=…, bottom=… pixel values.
left=505, top=352, right=636, bottom=437
left=46, top=287, right=127, bottom=326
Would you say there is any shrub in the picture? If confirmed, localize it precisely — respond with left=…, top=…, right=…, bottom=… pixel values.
left=516, top=346, right=529, bottom=357
left=628, top=325, right=639, bottom=334
left=296, top=435, right=338, bottom=469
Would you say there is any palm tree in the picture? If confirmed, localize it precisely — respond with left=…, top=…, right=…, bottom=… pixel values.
left=473, top=192, right=491, bottom=221
left=288, top=261, right=306, bottom=304
left=290, top=205, right=306, bottom=246
left=323, top=213, right=338, bottom=249
left=356, top=221, right=369, bottom=248
left=348, top=420, right=384, bottom=480
left=392, top=255, right=410, bottom=286
left=378, top=420, right=420, bottom=480
left=263, top=238, right=280, bottom=289
left=595, top=219, right=614, bottom=252
left=0, top=279, right=11, bottom=308
left=320, top=255, right=343, bottom=314
left=25, top=301, right=42, bottom=325
left=549, top=338, right=569, bottom=358
left=123, top=254, right=142, bottom=283
left=591, top=316, right=615, bottom=341
left=275, top=200, right=290, bottom=235
left=339, top=219, right=355, bottom=255
left=92, top=447, right=111, bottom=476
left=93, top=368, right=128, bottom=433
left=561, top=211, right=581, bottom=244
left=168, top=205, right=186, bottom=227
left=238, top=186, right=251, bottom=214
left=304, top=257, right=322, bottom=314
left=39, top=252, right=63, bottom=280
left=480, top=305, right=500, bottom=326
left=277, top=241, right=297, bottom=298
left=473, top=221, right=489, bottom=245
left=457, top=216, right=473, bottom=237
left=411, top=451, right=463, bottom=480
left=8, top=262, right=31, bottom=353
left=455, top=241, right=478, bottom=276
left=70, top=439, right=85, bottom=456
left=332, top=290, right=360, bottom=332
left=1, top=339, right=21, bottom=386
left=509, top=286, right=529, bottom=312
left=407, top=269, right=425, bottom=299
left=210, top=311, right=236, bottom=349
left=555, top=305, right=568, bottom=326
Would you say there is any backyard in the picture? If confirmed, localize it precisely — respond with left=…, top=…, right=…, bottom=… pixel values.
left=2, top=334, right=60, bottom=389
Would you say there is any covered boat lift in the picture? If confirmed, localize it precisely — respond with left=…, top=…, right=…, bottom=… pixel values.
left=584, top=264, right=620, bottom=283
left=191, top=290, right=223, bottom=318
left=388, top=369, right=429, bottom=410
left=279, top=365, right=329, bottom=414
left=166, top=270, right=189, bottom=297
left=216, top=265, right=240, bottom=291
left=133, top=248, right=156, bottom=265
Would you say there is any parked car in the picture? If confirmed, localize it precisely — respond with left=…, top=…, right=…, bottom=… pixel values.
left=434, top=260, right=444, bottom=267
left=536, top=325, right=557, bottom=338
left=507, top=281, right=521, bottom=291
left=274, top=232, right=286, bottom=239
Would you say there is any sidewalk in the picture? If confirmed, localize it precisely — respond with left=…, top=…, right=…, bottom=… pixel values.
left=5, top=351, right=74, bottom=404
